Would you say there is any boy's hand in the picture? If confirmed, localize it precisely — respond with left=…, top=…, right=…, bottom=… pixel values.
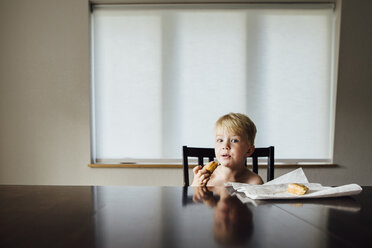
left=191, top=165, right=211, bottom=186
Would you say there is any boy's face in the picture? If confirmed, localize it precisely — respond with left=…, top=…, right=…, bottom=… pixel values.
left=214, top=129, right=254, bottom=168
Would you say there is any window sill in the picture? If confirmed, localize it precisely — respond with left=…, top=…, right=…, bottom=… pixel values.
left=89, top=163, right=184, bottom=168
left=88, top=163, right=338, bottom=169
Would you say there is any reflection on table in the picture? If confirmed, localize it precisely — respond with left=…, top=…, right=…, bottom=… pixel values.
left=189, top=186, right=253, bottom=246
left=0, top=185, right=371, bottom=248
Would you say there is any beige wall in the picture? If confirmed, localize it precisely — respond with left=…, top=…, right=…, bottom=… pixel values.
left=331, top=0, right=372, bottom=185
left=0, top=0, right=371, bottom=186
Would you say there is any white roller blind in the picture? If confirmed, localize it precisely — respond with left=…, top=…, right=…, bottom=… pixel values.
left=91, top=4, right=337, bottom=163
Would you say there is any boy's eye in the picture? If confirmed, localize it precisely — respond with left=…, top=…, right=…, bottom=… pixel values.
left=231, top=139, right=239, bottom=143
left=216, top=138, right=223, bottom=143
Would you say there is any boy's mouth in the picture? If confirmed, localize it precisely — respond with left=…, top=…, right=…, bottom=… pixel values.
left=221, top=154, right=231, bottom=158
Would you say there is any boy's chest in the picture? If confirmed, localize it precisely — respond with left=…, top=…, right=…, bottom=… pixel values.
left=207, top=169, right=253, bottom=186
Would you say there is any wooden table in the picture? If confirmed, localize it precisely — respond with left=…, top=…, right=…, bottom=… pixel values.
left=0, top=185, right=370, bottom=248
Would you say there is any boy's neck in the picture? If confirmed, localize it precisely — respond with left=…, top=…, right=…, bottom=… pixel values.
left=220, top=164, right=248, bottom=181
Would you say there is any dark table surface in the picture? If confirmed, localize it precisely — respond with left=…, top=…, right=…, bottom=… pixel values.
left=0, top=185, right=371, bottom=248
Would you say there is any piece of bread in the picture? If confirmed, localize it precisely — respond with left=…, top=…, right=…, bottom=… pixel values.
left=288, top=183, right=309, bottom=195
left=204, top=161, right=218, bottom=173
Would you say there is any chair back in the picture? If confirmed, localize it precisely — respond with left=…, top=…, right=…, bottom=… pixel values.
left=182, top=145, right=274, bottom=186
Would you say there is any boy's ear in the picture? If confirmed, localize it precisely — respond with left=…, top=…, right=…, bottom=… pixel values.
left=246, top=145, right=255, bottom=157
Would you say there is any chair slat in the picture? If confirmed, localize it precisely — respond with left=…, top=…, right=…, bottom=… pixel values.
left=183, top=145, right=275, bottom=186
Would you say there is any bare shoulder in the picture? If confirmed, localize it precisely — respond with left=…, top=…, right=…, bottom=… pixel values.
left=243, top=170, right=264, bottom=185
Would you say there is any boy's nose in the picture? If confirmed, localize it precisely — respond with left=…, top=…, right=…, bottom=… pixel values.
left=222, top=141, right=230, bottom=149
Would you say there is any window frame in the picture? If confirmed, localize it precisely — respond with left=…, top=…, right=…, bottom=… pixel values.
left=89, top=0, right=341, bottom=166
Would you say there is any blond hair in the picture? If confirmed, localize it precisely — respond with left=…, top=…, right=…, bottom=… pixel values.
left=214, top=113, right=257, bottom=145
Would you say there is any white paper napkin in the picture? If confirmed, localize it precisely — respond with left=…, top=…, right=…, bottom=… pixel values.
left=226, top=168, right=363, bottom=200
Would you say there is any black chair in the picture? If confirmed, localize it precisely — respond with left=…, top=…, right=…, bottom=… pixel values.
left=182, top=145, right=274, bottom=186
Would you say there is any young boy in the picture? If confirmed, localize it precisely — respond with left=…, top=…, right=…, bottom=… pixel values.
left=191, top=113, right=263, bottom=186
